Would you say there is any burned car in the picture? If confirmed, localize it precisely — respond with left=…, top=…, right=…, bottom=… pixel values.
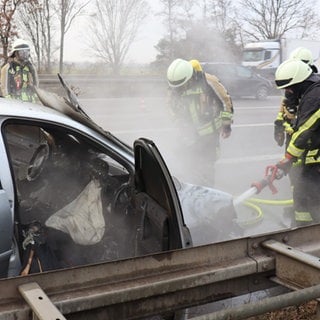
left=0, top=78, right=242, bottom=278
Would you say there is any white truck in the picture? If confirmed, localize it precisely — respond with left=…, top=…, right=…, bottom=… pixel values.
left=241, top=38, right=320, bottom=79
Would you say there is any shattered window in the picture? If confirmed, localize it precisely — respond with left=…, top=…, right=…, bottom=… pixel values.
left=3, top=122, right=138, bottom=275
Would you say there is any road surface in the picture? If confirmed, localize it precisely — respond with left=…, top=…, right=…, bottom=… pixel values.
left=80, top=95, right=294, bottom=240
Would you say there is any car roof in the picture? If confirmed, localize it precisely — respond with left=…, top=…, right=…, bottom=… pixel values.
left=0, top=90, right=134, bottom=157
left=201, top=62, right=238, bottom=65
left=0, top=89, right=105, bottom=136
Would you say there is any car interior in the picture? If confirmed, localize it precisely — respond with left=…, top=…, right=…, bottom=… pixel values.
left=3, top=121, right=172, bottom=276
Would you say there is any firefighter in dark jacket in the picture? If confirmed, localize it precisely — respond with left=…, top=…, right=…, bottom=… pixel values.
left=274, top=47, right=318, bottom=148
left=273, top=58, right=320, bottom=225
left=166, top=58, right=233, bottom=185
left=1, top=39, right=39, bottom=103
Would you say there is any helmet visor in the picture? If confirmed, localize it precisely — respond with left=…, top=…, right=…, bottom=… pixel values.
left=275, top=77, right=293, bottom=88
left=17, top=49, right=30, bottom=61
left=168, top=76, right=189, bottom=87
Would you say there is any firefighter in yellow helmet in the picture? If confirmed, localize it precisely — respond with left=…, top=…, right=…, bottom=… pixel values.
left=166, top=58, right=233, bottom=185
left=272, top=49, right=320, bottom=225
left=1, top=39, right=39, bottom=103
left=274, top=47, right=318, bottom=148
left=272, top=58, right=320, bottom=226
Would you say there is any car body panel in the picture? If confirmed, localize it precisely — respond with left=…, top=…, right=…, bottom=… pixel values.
left=201, top=62, right=272, bottom=99
left=0, top=189, right=13, bottom=278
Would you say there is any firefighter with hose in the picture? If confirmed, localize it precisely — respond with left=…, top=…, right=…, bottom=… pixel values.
left=271, top=58, right=320, bottom=226
left=273, top=48, right=320, bottom=225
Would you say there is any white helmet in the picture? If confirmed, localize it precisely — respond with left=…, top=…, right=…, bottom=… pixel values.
left=275, top=58, right=312, bottom=89
left=167, top=59, right=194, bottom=88
left=289, top=47, right=314, bottom=65
left=9, top=39, right=30, bottom=57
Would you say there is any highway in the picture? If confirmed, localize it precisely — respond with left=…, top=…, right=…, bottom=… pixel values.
left=79, top=94, right=294, bottom=239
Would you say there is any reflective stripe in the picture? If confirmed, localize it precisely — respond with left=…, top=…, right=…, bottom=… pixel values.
left=276, top=111, right=284, bottom=121
left=198, top=122, right=214, bottom=136
left=295, top=211, right=313, bottom=222
left=305, top=149, right=320, bottom=164
left=182, top=87, right=203, bottom=96
left=183, top=86, right=216, bottom=136
left=283, top=122, right=294, bottom=134
left=288, top=108, right=320, bottom=157
left=10, top=65, right=37, bottom=102
left=287, top=143, right=304, bottom=158
left=220, top=111, right=232, bottom=120
left=292, top=158, right=302, bottom=167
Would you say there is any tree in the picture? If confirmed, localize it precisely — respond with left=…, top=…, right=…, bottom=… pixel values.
left=158, top=0, right=185, bottom=60
left=154, top=0, right=241, bottom=67
left=0, top=0, right=31, bottom=63
left=238, top=0, right=320, bottom=41
left=17, top=0, right=56, bottom=72
left=53, top=0, right=89, bottom=74
left=88, top=0, right=149, bottom=75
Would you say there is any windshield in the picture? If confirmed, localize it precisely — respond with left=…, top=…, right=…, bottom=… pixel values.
left=243, top=50, right=265, bottom=62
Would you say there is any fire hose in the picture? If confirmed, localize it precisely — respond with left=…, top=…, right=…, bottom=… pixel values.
left=233, top=165, right=292, bottom=226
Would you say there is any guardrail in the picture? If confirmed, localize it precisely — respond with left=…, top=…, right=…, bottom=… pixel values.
left=38, top=74, right=168, bottom=98
left=3, top=223, right=320, bottom=319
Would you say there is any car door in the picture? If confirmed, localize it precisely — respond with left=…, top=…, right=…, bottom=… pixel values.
left=234, top=65, right=256, bottom=96
left=0, top=187, right=13, bottom=278
left=134, top=138, right=192, bottom=254
left=1, top=117, right=192, bottom=277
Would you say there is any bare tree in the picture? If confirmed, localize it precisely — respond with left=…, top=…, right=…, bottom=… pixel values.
left=17, top=0, right=56, bottom=72
left=89, top=0, right=149, bottom=75
left=0, top=0, right=33, bottom=63
left=158, top=0, right=183, bottom=60
left=53, top=0, right=89, bottom=74
left=239, top=0, right=320, bottom=41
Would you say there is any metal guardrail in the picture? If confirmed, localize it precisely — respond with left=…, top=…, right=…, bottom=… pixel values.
left=2, top=223, right=320, bottom=319
left=38, top=74, right=167, bottom=98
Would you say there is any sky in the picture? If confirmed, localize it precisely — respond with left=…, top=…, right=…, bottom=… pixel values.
left=63, top=0, right=164, bottom=64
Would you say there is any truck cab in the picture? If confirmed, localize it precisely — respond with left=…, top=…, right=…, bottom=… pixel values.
left=242, top=41, right=281, bottom=69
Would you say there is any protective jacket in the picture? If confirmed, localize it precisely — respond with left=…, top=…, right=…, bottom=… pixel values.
left=287, top=77, right=320, bottom=164
left=1, top=59, right=39, bottom=103
left=169, top=72, right=233, bottom=138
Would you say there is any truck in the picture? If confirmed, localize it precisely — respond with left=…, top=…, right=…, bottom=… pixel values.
left=241, top=38, right=320, bottom=79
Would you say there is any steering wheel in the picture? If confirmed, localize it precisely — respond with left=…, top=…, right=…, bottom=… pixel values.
left=27, top=143, right=50, bottom=181
left=111, top=182, right=132, bottom=212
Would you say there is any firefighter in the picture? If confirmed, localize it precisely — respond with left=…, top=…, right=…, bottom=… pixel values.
left=274, top=47, right=318, bottom=148
left=1, top=39, right=39, bottom=103
left=273, top=58, right=320, bottom=226
left=273, top=48, right=320, bottom=224
left=166, top=58, right=233, bottom=185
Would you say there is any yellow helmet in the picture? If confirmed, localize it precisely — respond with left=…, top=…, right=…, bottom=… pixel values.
left=9, top=39, right=30, bottom=57
left=275, top=58, right=312, bottom=89
left=189, top=59, right=203, bottom=72
left=289, top=47, right=314, bottom=65
left=167, top=59, right=194, bottom=88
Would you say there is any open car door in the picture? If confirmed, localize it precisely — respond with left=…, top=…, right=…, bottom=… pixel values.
left=0, top=188, right=14, bottom=278
left=134, top=138, right=192, bottom=254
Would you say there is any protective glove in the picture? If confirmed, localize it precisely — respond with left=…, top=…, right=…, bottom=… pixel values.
left=274, top=119, right=285, bottom=147
left=276, top=153, right=294, bottom=174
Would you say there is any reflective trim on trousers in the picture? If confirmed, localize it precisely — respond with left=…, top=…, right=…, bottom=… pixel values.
left=295, top=210, right=313, bottom=222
